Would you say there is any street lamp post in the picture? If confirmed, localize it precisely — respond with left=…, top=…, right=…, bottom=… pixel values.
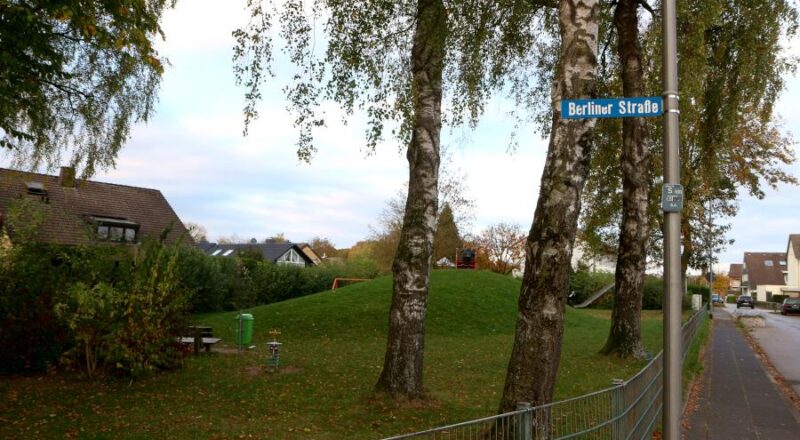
left=662, top=0, right=682, bottom=439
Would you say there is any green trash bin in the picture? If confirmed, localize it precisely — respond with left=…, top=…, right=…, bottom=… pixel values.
left=235, top=313, right=254, bottom=346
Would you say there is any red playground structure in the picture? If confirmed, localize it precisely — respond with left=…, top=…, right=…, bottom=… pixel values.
left=456, top=248, right=477, bottom=270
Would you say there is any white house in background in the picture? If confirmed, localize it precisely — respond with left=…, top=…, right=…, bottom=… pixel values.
left=741, top=252, right=786, bottom=302
left=571, top=239, right=616, bottom=273
left=781, top=234, right=800, bottom=298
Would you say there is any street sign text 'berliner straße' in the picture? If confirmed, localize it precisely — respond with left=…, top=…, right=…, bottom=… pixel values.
left=561, top=97, right=663, bottom=119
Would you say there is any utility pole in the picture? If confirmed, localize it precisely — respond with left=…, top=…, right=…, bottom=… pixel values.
left=661, top=0, right=682, bottom=439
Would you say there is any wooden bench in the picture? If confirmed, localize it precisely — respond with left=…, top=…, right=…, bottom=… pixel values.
left=179, top=326, right=221, bottom=353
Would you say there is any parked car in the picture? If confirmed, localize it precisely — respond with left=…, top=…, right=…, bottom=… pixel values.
left=737, top=295, right=755, bottom=309
left=711, top=294, right=723, bottom=305
left=780, top=297, right=800, bottom=315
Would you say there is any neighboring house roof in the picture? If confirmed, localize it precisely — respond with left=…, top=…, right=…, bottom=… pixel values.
left=196, top=240, right=216, bottom=253
left=0, top=167, right=190, bottom=246
left=728, top=263, right=742, bottom=281
left=788, top=234, right=800, bottom=259
left=204, top=241, right=315, bottom=265
left=743, top=252, right=786, bottom=287
left=296, top=243, right=321, bottom=265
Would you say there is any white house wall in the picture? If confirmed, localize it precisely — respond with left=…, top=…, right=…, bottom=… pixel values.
left=788, top=244, right=799, bottom=287
left=755, top=284, right=786, bottom=303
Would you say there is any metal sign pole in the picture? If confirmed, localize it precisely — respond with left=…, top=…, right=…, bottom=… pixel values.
left=662, top=0, right=682, bottom=439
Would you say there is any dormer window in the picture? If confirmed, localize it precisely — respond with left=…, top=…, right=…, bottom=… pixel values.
left=26, top=181, right=47, bottom=196
left=90, top=216, right=139, bottom=243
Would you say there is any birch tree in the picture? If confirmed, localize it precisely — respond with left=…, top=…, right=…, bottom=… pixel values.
left=0, top=0, right=176, bottom=176
left=235, top=0, right=554, bottom=399
left=499, top=0, right=601, bottom=412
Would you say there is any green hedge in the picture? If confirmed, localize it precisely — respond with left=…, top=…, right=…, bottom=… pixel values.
left=570, top=270, right=696, bottom=310
left=1, top=239, right=381, bottom=375
left=1, top=240, right=189, bottom=375
left=770, top=294, right=787, bottom=304
left=727, top=295, right=737, bottom=304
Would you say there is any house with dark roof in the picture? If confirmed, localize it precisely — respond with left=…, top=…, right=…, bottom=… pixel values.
left=203, top=240, right=317, bottom=267
left=297, top=243, right=322, bottom=265
left=741, top=252, right=787, bottom=302
left=0, top=167, right=190, bottom=246
left=728, top=263, right=743, bottom=296
left=781, top=234, right=800, bottom=298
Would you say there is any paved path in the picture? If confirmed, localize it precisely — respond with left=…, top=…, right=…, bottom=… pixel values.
left=683, top=308, right=800, bottom=439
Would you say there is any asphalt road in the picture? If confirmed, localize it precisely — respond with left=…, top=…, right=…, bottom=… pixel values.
left=724, top=302, right=800, bottom=397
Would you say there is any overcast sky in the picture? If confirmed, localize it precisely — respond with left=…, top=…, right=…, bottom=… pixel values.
left=4, top=1, right=799, bottom=273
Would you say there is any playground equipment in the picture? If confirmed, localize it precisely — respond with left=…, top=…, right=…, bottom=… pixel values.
left=455, top=248, right=477, bottom=270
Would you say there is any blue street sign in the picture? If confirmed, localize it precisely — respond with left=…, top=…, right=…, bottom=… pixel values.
left=561, top=97, right=663, bottom=119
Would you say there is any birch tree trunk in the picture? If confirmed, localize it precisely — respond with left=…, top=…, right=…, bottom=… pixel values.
left=600, top=0, right=648, bottom=358
left=375, top=0, right=446, bottom=399
left=499, top=0, right=600, bottom=413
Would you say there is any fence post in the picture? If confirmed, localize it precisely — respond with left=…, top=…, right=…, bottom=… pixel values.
left=516, top=402, right=532, bottom=440
left=611, top=379, right=625, bottom=440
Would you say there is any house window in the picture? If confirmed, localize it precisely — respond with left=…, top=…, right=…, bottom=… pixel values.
left=765, top=260, right=774, bottom=267
left=223, top=249, right=234, bottom=256
left=211, top=249, right=222, bottom=256
left=91, top=216, right=139, bottom=243
left=780, top=260, right=787, bottom=266
left=278, top=249, right=305, bottom=266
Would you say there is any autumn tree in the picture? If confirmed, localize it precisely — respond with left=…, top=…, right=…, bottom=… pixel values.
left=711, top=273, right=729, bottom=295
left=308, top=237, right=338, bottom=258
left=475, top=223, right=526, bottom=275
left=500, top=0, right=601, bottom=413
left=0, top=1, right=175, bottom=176
left=266, top=233, right=287, bottom=243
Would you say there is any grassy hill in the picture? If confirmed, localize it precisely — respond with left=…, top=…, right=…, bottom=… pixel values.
left=1, top=270, right=664, bottom=439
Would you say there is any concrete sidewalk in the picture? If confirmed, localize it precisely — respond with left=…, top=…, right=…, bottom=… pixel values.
left=683, top=308, right=800, bottom=439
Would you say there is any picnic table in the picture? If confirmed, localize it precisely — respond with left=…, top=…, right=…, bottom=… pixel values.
left=179, top=326, right=220, bottom=353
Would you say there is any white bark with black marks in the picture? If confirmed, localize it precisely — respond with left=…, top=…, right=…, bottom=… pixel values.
left=500, top=0, right=600, bottom=413
left=375, top=0, right=446, bottom=399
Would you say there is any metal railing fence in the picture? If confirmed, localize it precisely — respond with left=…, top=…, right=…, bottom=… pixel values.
left=384, top=309, right=707, bottom=440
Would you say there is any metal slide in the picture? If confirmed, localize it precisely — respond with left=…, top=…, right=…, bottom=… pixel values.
left=573, top=282, right=615, bottom=309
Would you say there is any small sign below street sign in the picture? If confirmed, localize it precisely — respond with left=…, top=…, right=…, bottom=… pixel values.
left=561, top=97, right=663, bottom=119
left=661, top=184, right=684, bottom=212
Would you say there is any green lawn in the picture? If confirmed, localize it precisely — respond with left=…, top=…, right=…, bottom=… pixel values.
left=1, top=271, right=667, bottom=439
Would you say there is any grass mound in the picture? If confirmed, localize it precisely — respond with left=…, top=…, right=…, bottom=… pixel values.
left=1, top=270, right=664, bottom=439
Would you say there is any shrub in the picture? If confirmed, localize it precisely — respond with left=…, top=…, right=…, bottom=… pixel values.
left=770, top=294, right=787, bottom=304
left=248, top=259, right=381, bottom=306
left=56, top=238, right=191, bottom=378
left=176, top=247, right=227, bottom=312
left=569, top=271, right=615, bottom=307
left=642, top=276, right=664, bottom=310
left=54, top=283, right=122, bottom=377
left=727, top=295, right=737, bottom=304
left=104, top=239, right=190, bottom=377
left=0, top=244, right=124, bottom=374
